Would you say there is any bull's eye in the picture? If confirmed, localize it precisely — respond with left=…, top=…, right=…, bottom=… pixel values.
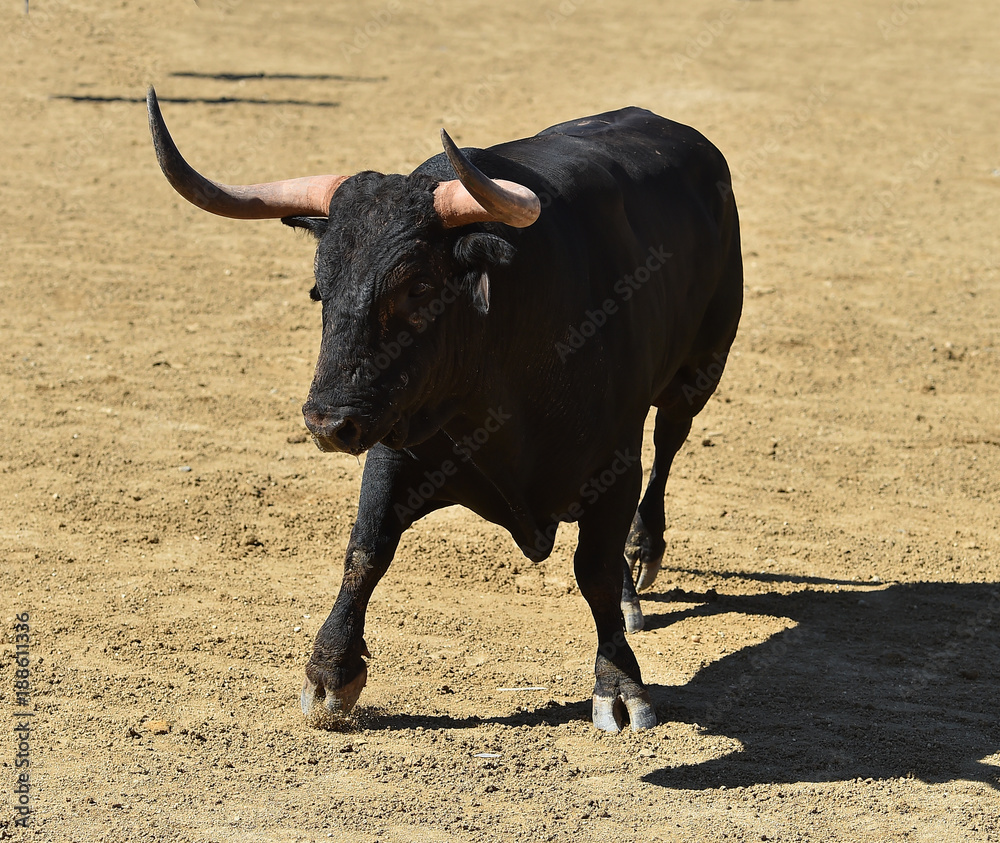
left=408, top=281, right=433, bottom=299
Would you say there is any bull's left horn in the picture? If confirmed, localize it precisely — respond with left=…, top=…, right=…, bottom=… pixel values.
left=435, top=128, right=541, bottom=229
left=146, top=87, right=346, bottom=219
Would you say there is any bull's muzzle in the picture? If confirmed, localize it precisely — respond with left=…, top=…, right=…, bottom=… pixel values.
left=302, top=404, right=365, bottom=454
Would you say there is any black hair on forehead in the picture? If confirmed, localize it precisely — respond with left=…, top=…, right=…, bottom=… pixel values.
left=313, top=171, right=449, bottom=299
left=326, top=171, right=442, bottom=248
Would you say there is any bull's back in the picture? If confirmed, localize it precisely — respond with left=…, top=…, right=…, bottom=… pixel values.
left=502, top=108, right=742, bottom=417
left=509, top=106, right=733, bottom=228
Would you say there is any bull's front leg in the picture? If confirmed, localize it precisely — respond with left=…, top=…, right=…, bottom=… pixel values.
left=301, top=542, right=387, bottom=729
left=575, top=449, right=656, bottom=733
left=300, top=445, right=430, bottom=729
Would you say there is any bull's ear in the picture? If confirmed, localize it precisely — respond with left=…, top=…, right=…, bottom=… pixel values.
left=281, top=216, right=328, bottom=239
left=453, top=232, right=515, bottom=268
left=471, top=272, right=491, bottom=314
left=454, top=233, right=514, bottom=315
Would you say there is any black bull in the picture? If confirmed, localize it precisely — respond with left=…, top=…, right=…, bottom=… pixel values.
left=147, top=94, right=743, bottom=733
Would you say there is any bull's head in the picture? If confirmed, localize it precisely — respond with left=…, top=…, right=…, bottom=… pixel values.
left=147, top=88, right=539, bottom=455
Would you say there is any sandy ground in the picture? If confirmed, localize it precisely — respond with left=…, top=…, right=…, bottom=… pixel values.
left=2, top=0, right=999, bottom=840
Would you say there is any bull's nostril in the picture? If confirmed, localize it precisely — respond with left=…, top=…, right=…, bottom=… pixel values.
left=301, top=404, right=364, bottom=452
left=333, top=417, right=361, bottom=449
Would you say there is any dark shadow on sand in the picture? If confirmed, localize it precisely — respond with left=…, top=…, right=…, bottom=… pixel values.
left=639, top=581, right=1000, bottom=790
left=51, top=95, right=340, bottom=107
left=170, top=71, right=385, bottom=83
left=352, top=580, right=1000, bottom=791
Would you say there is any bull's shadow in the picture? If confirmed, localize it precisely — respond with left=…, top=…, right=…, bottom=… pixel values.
left=641, top=578, right=1000, bottom=790
left=353, top=577, right=999, bottom=790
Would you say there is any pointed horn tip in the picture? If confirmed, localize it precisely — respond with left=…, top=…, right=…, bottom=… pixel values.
left=437, top=128, right=541, bottom=227
left=440, top=127, right=460, bottom=159
left=146, top=87, right=166, bottom=139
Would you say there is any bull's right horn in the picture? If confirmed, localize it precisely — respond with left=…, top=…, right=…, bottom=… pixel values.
left=434, top=128, right=541, bottom=229
left=146, top=87, right=346, bottom=219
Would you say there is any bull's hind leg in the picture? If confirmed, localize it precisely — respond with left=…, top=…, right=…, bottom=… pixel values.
left=620, top=558, right=644, bottom=633
left=625, top=412, right=692, bottom=592
left=575, top=452, right=656, bottom=732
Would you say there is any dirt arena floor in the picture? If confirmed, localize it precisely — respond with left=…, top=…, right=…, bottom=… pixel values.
left=2, top=0, right=999, bottom=840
